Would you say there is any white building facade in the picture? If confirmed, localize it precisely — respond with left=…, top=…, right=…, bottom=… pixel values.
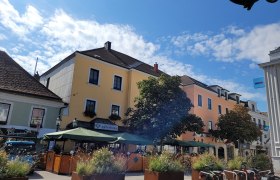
left=246, top=101, right=270, bottom=154
left=259, top=47, right=280, bottom=174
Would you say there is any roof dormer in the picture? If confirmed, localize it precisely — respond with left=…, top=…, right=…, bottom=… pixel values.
left=208, top=85, right=223, bottom=97
left=229, top=93, right=241, bottom=104
left=221, top=89, right=230, bottom=100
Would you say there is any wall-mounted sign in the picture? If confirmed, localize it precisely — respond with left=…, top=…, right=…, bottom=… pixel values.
left=94, top=123, right=118, bottom=131
left=253, top=77, right=265, bottom=89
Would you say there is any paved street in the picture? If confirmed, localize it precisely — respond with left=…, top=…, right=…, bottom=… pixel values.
left=29, top=170, right=192, bottom=180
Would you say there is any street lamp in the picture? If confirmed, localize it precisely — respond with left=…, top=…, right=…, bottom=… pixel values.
left=56, top=117, right=61, bottom=132
left=72, top=118, right=78, bottom=128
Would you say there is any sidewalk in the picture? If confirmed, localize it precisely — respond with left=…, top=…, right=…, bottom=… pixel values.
left=29, top=170, right=192, bottom=180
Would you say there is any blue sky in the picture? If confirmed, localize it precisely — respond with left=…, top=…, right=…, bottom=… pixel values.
left=1, top=0, right=280, bottom=111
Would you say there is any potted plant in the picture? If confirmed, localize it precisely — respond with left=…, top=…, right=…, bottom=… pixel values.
left=224, top=156, right=245, bottom=180
left=83, top=111, right=96, bottom=118
left=71, top=148, right=126, bottom=180
left=191, top=152, right=224, bottom=180
left=0, top=151, right=31, bottom=180
left=144, top=152, right=184, bottom=180
left=108, top=114, right=121, bottom=121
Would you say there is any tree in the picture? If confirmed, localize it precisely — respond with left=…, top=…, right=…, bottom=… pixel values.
left=211, top=105, right=262, bottom=154
left=124, top=74, right=204, bottom=142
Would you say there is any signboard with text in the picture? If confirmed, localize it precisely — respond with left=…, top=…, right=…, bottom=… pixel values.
left=94, top=123, right=118, bottom=131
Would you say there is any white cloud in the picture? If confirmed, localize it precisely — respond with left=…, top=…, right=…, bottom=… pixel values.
left=0, top=0, right=43, bottom=37
left=0, top=33, right=6, bottom=40
left=0, top=0, right=264, bottom=103
left=171, top=24, right=280, bottom=63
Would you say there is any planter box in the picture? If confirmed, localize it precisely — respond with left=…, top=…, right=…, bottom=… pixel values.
left=71, top=172, right=91, bottom=180
left=71, top=172, right=125, bottom=180
left=127, top=153, right=143, bottom=172
left=45, top=151, right=55, bottom=172
left=144, top=170, right=184, bottom=180
left=0, top=177, right=28, bottom=180
left=191, top=169, right=200, bottom=180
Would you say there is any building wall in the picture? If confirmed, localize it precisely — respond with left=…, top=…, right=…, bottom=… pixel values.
left=60, top=52, right=154, bottom=128
left=40, top=58, right=75, bottom=103
left=0, top=92, right=62, bottom=137
left=181, top=84, right=237, bottom=141
left=260, top=48, right=280, bottom=174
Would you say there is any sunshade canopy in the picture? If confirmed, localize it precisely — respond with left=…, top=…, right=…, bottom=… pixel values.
left=43, top=127, right=117, bottom=142
left=110, top=132, right=154, bottom=145
left=163, top=139, right=214, bottom=147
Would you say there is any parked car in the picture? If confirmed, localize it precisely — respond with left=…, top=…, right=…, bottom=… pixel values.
left=1, top=140, right=38, bottom=173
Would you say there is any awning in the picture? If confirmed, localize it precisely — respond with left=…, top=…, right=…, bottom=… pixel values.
left=43, top=127, right=117, bottom=142
left=109, top=132, right=154, bottom=145
left=163, top=139, right=214, bottom=147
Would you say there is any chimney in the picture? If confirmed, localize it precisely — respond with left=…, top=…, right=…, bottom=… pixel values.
left=104, top=41, right=111, bottom=50
left=154, top=62, right=158, bottom=73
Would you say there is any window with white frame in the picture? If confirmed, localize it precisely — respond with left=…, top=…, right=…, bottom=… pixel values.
left=218, top=105, right=222, bottom=114
left=0, top=103, right=11, bottom=124
left=111, top=105, right=120, bottom=116
left=30, top=108, right=45, bottom=128
left=89, top=68, right=99, bottom=85
left=85, top=100, right=96, bottom=114
left=113, top=75, right=122, bottom=90
left=198, top=94, right=202, bottom=107
left=208, top=121, right=213, bottom=130
left=208, top=98, right=212, bottom=110
left=217, top=89, right=221, bottom=97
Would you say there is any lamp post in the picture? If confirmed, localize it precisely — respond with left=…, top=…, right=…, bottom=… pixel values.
left=56, top=117, right=61, bottom=132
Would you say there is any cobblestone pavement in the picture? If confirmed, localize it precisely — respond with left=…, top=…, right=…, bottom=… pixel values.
left=29, top=170, right=192, bottom=180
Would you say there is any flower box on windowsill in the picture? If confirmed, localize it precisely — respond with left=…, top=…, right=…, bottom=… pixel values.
left=83, top=111, right=96, bottom=118
left=108, top=114, right=121, bottom=121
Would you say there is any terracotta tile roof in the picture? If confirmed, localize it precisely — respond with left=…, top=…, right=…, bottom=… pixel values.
left=0, top=50, right=62, bottom=101
left=42, top=45, right=163, bottom=77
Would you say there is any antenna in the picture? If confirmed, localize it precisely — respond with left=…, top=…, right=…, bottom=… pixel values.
left=34, top=57, right=38, bottom=75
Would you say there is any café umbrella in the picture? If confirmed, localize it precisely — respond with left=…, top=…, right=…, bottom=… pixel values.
left=43, top=127, right=117, bottom=142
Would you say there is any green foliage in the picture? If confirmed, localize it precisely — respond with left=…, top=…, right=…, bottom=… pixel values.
left=76, top=161, right=93, bottom=176
left=248, top=153, right=272, bottom=170
left=124, top=74, right=204, bottom=141
left=192, top=153, right=224, bottom=171
left=212, top=105, right=262, bottom=144
left=227, top=156, right=245, bottom=170
left=5, top=159, right=30, bottom=178
left=0, top=150, right=8, bottom=178
left=148, top=152, right=184, bottom=172
left=76, top=148, right=126, bottom=175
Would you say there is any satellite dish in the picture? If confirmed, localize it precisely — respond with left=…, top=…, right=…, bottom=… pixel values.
left=266, top=0, right=278, bottom=3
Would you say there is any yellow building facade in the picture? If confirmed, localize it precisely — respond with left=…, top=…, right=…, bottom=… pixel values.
left=40, top=42, right=161, bottom=130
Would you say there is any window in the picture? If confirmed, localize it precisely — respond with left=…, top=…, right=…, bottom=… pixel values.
left=253, top=118, right=256, bottom=124
left=89, top=69, right=99, bottom=85
left=208, top=98, right=212, bottom=110
left=217, top=89, right=221, bottom=97
left=113, top=75, right=122, bottom=90
left=0, top=103, right=11, bottom=124
left=236, top=96, right=240, bottom=104
left=46, top=77, right=50, bottom=88
left=226, top=108, right=229, bottom=114
left=30, top=108, right=45, bottom=128
left=263, top=120, right=266, bottom=129
left=225, top=92, right=228, bottom=100
left=208, top=121, right=213, bottom=130
left=85, top=100, right=96, bottom=113
left=258, top=119, right=262, bottom=129
left=252, top=104, right=255, bottom=112
left=218, top=105, right=222, bottom=114
left=198, top=95, right=202, bottom=107
left=111, top=105, right=120, bottom=116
